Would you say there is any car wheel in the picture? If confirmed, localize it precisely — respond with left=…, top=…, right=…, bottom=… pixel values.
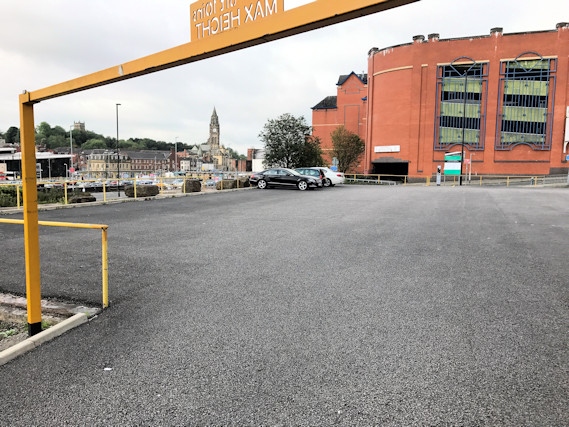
left=257, top=179, right=267, bottom=189
left=297, top=180, right=308, bottom=191
left=323, top=178, right=332, bottom=187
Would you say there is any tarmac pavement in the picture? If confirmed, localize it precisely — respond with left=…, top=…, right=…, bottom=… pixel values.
left=0, top=185, right=567, bottom=425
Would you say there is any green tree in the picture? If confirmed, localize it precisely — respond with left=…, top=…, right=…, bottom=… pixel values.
left=36, top=122, right=52, bottom=139
left=119, top=138, right=144, bottom=150
left=70, top=129, right=97, bottom=148
left=82, top=139, right=107, bottom=149
left=226, top=147, right=246, bottom=160
left=51, top=125, right=67, bottom=138
left=259, top=113, right=322, bottom=168
left=45, top=134, right=66, bottom=149
left=331, top=126, right=365, bottom=173
left=298, top=136, right=324, bottom=167
left=5, top=126, right=19, bottom=143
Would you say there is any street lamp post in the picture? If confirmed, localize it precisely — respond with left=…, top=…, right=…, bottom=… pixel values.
left=116, top=103, right=121, bottom=196
left=459, top=72, right=468, bottom=186
left=69, top=125, right=73, bottom=172
left=175, top=136, right=178, bottom=173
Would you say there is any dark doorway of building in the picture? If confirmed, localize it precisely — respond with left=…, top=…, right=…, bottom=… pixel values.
left=372, top=162, right=409, bottom=180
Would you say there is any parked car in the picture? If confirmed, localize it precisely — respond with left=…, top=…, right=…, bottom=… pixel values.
left=296, top=167, right=345, bottom=187
left=43, top=182, right=64, bottom=189
left=294, top=167, right=326, bottom=185
left=249, top=168, right=321, bottom=191
left=170, top=179, right=185, bottom=188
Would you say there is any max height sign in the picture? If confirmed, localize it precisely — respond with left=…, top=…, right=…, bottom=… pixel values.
left=191, top=0, right=284, bottom=40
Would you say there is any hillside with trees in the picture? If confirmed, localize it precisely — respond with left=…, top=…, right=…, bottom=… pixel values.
left=1, top=122, right=246, bottom=159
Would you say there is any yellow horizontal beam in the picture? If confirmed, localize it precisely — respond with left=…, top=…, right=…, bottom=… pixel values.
left=26, top=0, right=418, bottom=103
left=0, top=218, right=108, bottom=230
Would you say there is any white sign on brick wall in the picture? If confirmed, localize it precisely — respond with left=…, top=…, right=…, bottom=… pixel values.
left=374, top=145, right=400, bottom=153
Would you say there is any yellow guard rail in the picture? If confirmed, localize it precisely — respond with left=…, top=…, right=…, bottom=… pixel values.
left=0, top=219, right=109, bottom=316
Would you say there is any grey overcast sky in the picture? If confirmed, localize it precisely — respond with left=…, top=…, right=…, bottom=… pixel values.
left=0, top=0, right=566, bottom=155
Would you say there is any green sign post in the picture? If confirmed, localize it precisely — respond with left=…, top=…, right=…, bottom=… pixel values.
left=444, top=153, right=462, bottom=176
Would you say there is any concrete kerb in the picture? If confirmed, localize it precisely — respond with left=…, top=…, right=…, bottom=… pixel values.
left=0, top=313, right=88, bottom=366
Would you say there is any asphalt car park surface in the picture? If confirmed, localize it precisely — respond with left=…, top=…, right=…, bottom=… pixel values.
left=0, top=185, right=567, bottom=425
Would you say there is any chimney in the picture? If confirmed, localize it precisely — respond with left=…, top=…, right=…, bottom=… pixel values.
left=413, top=35, right=425, bottom=44
left=490, top=27, right=503, bottom=36
left=556, top=22, right=569, bottom=31
left=428, top=33, right=440, bottom=42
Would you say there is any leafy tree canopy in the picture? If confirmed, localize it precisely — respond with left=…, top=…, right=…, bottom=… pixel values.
left=82, top=139, right=107, bottom=149
left=298, top=136, right=325, bottom=167
left=5, top=126, right=19, bottom=144
left=259, top=113, right=323, bottom=168
left=331, top=125, right=365, bottom=173
left=226, top=147, right=246, bottom=160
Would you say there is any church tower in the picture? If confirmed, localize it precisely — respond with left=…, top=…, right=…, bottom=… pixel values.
left=208, top=107, right=220, bottom=149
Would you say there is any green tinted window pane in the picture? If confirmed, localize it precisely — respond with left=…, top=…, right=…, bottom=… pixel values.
left=440, top=102, right=480, bottom=119
left=502, top=106, right=547, bottom=123
left=439, top=127, right=480, bottom=144
left=504, top=80, right=548, bottom=96
left=500, top=132, right=546, bottom=144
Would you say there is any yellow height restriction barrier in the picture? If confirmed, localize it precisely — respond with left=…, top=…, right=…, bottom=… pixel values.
left=0, top=218, right=109, bottom=330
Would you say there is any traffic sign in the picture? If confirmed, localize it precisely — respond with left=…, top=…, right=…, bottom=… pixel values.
left=444, top=162, right=461, bottom=175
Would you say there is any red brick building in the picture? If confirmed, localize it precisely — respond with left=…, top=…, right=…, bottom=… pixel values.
left=311, top=73, right=368, bottom=170
left=313, top=23, right=569, bottom=177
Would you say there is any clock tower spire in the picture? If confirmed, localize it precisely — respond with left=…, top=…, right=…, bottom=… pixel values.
left=209, top=107, right=219, bottom=149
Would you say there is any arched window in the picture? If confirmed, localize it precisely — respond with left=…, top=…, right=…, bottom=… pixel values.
left=496, top=52, right=556, bottom=150
left=435, top=57, right=488, bottom=151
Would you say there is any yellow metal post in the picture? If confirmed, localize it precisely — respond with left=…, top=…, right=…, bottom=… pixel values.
left=19, top=93, right=43, bottom=336
left=102, top=228, right=109, bottom=308
left=64, top=181, right=68, bottom=204
left=17, top=183, right=21, bottom=208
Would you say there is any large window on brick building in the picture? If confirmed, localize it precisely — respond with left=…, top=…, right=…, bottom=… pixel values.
left=496, top=54, right=556, bottom=150
left=435, top=59, right=488, bottom=151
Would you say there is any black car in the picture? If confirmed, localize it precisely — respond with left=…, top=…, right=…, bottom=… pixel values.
left=249, top=168, right=321, bottom=191
left=294, top=167, right=327, bottom=186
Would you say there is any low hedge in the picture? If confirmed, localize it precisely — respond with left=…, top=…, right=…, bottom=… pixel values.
left=0, top=185, right=74, bottom=207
